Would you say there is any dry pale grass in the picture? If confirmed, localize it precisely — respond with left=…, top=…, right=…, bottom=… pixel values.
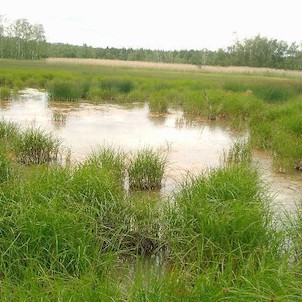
left=46, top=57, right=302, bottom=78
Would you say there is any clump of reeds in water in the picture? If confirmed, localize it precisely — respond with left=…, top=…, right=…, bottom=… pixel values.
left=148, top=93, right=168, bottom=114
left=14, top=127, right=61, bottom=164
left=52, top=111, right=67, bottom=124
left=128, top=147, right=167, bottom=190
left=223, top=139, right=252, bottom=165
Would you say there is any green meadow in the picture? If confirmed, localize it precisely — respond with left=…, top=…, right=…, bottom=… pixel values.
left=0, top=58, right=302, bottom=301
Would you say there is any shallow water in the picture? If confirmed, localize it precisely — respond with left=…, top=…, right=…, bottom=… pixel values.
left=1, top=88, right=301, bottom=211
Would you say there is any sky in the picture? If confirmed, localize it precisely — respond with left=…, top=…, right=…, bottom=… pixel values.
left=1, top=0, right=301, bottom=51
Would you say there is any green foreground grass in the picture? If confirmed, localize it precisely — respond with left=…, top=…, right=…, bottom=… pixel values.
left=0, top=59, right=302, bottom=300
left=0, top=119, right=301, bottom=301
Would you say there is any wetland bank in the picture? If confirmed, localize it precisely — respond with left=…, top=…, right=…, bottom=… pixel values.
left=0, top=59, right=302, bottom=301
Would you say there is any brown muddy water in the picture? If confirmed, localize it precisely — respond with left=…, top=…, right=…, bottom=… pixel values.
left=1, top=88, right=301, bottom=213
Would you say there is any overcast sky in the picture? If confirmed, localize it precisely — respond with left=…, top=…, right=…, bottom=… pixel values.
left=1, top=0, right=301, bottom=50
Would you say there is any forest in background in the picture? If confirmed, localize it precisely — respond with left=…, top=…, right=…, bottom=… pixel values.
left=1, top=17, right=302, bottom=70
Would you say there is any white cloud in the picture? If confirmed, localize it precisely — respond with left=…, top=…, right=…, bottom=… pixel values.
left=1, top=0, right=301, bottom=50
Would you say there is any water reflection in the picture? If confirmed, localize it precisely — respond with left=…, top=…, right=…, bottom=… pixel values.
left=253, top=151, right=302, bottom=214
left=0, top=100, right=11, bottom=110
left=147, top=112, right=168, bottom=126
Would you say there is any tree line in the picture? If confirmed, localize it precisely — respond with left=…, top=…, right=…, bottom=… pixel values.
left=1, top=17, right=302, bottom=70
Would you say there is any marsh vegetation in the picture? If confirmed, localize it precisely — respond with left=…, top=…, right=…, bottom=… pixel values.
left=0, top=59, right=302, bottom=300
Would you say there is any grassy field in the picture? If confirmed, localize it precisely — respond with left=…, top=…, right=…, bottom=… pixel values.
left=0, top=59, right=302, bottom=300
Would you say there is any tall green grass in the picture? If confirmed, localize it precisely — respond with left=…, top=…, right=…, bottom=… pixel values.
left=1, top=60, right=302, bottom=299
left=223, top=140, right=252, bottom=165
left=252, top=83, right=294, bottom=103
left=0, top=119, right=19, bottom=140
left=47, top=80, right=87, bottom=101
left=0, top=145, right=11, bottom=184
left=165, top=163, right=274, bottom=273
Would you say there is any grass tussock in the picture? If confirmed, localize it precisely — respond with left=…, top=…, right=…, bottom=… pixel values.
left=47, top=80, right=87, bottom=101
left=128, top=147, right=168, bottom=190
left=0, top=128, right=300, bottom=300
left=14, top=127, right=61, bottom=164
left=149, top=93, right=169, bottom=114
